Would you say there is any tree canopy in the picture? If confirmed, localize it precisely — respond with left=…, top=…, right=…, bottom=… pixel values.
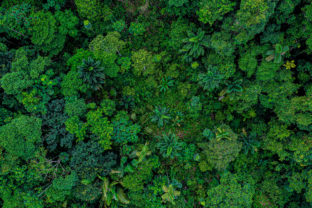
left=1, top=0, right=312, bottom=207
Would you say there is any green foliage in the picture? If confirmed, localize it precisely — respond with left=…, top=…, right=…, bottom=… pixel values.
left=168, top=0, right=188, bottom=7
left=61, top=70, right=87, bottom=96
left=54, top=10, right=79, bottom=37
left=129, top=22, right=146, bottom=36
left=238, top=51, right=258, bottom=77
left=1, top=0, right=36, bottom=8
left=186, top=96, right=203, bottom=119
left=30, top=10, right=78, bottom=56
left=67, top=48, right=94, bottom=71
left=0, top=108, right=12, bottom=126
left=256, top=61, right=280, bottom=81
left=197, top=0, right=236, bottom=25
left=100, top=98, right=116, bottom=116
left=117, top=56, right=131, bottom=73
left=131, top=49, right=156, bottom=76
left=89, top=32, right=125, bottom=56
left=1, top=48, right=32, bottom=95
left=276, top=96, right=312, bottom=127
left=2, top=1, right=312, bottom=207
left=65, top=115, right=87, bottom=141
left=1, top=71, right=33, bottom=94
left=156, top=132, right=185, bottom=159
left=254, top=176, right=290, bottom=208
left=210, top=32, right=235, bottom=56
left=304, top=3, right=312, bottom=22
left=205, top=173, right=255, bottom=207
left=87, top=108, right=114, bottom=149
left=151, top=106, right=171, bottom=127
left=161, top=184, right=181, bottom=205
left=0, top=49, right=55, bottom=114
left=168, top=19, right=190, bottom=50
left=29, top=56, right=51, bottom=79
left=179, top=28, right=209, bottom=62
left=0, top=115, right=41, bottom=159
left=266, top=44, right=289, bottom=63
left=1, top=190, right=30, bottom=208
left=112, top=115, right=141, bottom=144
left=122, top=157, right=160, bottom=191
left=232, top=0, right=277, bottom=44
left=203, top=129, right=215, bottom=140
left=226, top=80, right=243, bottom=93
left=236, top=0, right=271, bottom=26
left=113, top=19, right=126, bottom=32
left=73, top=182, right=102, bottom=202
left=305, top=170, right=312, bottom=202
left=158, top=77, right=174, bottom=93
left=198, top=65, right=224, bottom=92
left=98, top=177, right=130, bottom=206
left=42, top=99, right=74, bottom=151
left=89, top=32, right=125, bottom=77
left=65, top=96, right=87, bottom=117
left=46, top=171, right=78, bottom=202
left=78, top=57, right=105, bottom=90
left=43, top=0, right=66, bottom=11
left=70, top=141, right=117, bottom=180
left=0, top=3, right=32, bottom=39
left=17, top=88, right=48, bottom=114
left=288, top=172, right=305, bottom=194
left=30, top=11, right=58, bottom=54
left=74, top=0, right=112, bottom=24
left=198, top=125, right=242, bottom=171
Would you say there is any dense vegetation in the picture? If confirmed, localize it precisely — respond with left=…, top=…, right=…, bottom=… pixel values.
left=1, top=0, right=312, bottom=207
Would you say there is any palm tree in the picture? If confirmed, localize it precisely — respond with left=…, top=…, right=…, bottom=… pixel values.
left=179, top=28, right=209, bottom=62
left=78, top=57, right=105, bottom=90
